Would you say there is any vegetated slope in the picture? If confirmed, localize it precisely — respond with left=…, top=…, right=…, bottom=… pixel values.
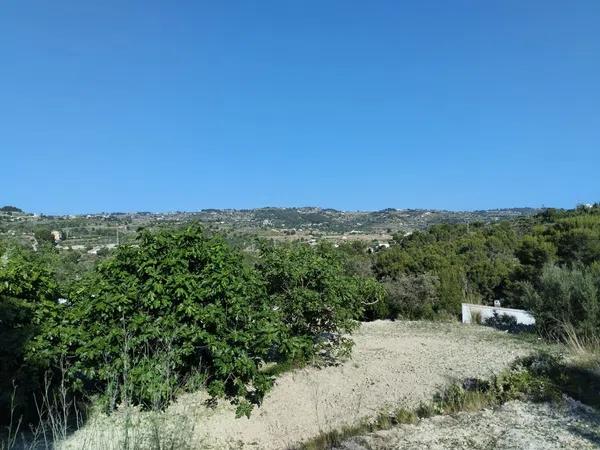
left=60, top=321, right=536, bottom=450
left=336, top=399, right=600, bottom=450
left=1, top=206, right=540, bottom=239
left=186, top=207, right=541, bottom=233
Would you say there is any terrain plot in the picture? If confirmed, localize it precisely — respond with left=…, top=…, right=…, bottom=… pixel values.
left=62, top=321, right=539, bottom=450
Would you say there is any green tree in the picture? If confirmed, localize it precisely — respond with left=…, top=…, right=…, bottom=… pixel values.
left=556, top=228, right=600, bottom=266
left=523, top=265, right=599, bottom=338
left=258, top=242, right=383, bottom=357
left=515, top=236, right=554, bottom=274
left=0, top=248, right=58, bottom=424
left=45, top=226, right=283, bottom=416
left=383, top=274, right=440, bottom=319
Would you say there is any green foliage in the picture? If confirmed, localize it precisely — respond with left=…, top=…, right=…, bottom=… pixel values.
left=556, top=227, right=600, bottom=266
left=523, top=264, right=599, bottom=338
left=370, top=205, right=600, bottom=331
left=33, top=227, right=56, bottom=246
left=39, top=226, right=283, bottom=414
left=3, top=204, right=600, bottom=429
left=336, top=241, right=374, bottom=279
left=382, top=274, right=440, bottom=320
left=373, top=222, right=518, bottom=318
left=515, top=236, right=554, bottom=275
left=357, top=277, right=388, bottom=322
left=257, top=242, right=383, bottom=359
left=0, top=248, right=59, bottom=424
left=3, top=225, right=390, bottom=425
left=435, top=266, right=466, bottom=316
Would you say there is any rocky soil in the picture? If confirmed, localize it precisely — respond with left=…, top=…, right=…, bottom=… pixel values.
left=337, top=398, right=600, bottom=450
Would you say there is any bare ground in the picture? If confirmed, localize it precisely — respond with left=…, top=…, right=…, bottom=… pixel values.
left=62, top=320, right=539, bottom=449
left=337, top=398, right=600, bottom=450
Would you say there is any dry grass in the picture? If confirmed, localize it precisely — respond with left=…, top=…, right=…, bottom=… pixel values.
left=1, top=343, right=200, bottom=450
left=56, top=406, right=198, bottom=450
left=562, top=322, right=600, bottom=369
left=1, top=390, right=198, bottom=450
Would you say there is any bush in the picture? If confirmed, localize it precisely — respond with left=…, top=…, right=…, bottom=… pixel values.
left=257, top=242, right=383, bottom=358
left=557, top=228, right=600, bottom=266
left=0, top=249, right=59, bottom=424
left=4, top=227, right=383, bottom=425
left=41, top=226, right=284, bottom=417
left=382, top=274, right=440, bottom=320
left=523, top=265, right=599, bottom=338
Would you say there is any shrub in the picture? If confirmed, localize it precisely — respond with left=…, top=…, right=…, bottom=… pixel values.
left=0, top=249, right=59, bottom=424
left=357, top=277, right=388, bottom=322
left=557, top=228, right=600, bottom=266
left=40, top=226, right=284, bottom=417
left=257, top=242, right=383, bottom=358
left=383, top=274, right=440, bottom=320
left=523, top=265, right=599, bottom=338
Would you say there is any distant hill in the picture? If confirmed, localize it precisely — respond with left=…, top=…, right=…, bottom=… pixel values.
left=189, top=206, right=542, bottom=233
left=0, top=205, right=544, bottom=251
left=0, top=206, right=543, bottom=235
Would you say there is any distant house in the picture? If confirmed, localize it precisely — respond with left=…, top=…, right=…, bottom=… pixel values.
left=367, top=242, right=390, bottom=254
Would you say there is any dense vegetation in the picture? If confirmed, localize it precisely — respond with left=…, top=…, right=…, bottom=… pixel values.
left=367, top=205, right=600, bottom=336
left=1, top=204, right=598, bottom=432
left=0, top=246, right=59, bottom=424
left=0, top=226, right=381, bottom=423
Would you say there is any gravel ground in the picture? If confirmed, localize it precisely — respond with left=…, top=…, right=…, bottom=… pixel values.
left=337, top=398, right=600, bottom=450
left=60, top=320, right=539, bottom=450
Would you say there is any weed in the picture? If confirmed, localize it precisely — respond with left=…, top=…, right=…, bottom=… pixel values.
left=392, top=408, right=417, bottom=425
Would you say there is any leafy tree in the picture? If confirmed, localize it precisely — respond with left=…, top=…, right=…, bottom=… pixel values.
left=383, top=274, right=440, bottom=319
left=257, top=242, right=383, bottom=358
left=556, top=228, right=600, bottom=266
left=0, top=248, right=58, bottom=424
left=436, top=265, right=466, bottom=315
left=372, top=222, right=520, bottom=317
left=43, top=226, right=283, bottom=417
left=523, top=265, right=599, bottom=338
left=33, top=227, right=56, bottom=246
left=515, top=236, right=554, bottom=278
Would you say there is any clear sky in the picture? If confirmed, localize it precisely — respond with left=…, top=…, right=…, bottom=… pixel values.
left=2, top=1, right=599, bottom=214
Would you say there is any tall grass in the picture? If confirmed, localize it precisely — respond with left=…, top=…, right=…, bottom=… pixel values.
left=1, top=341, right=201, bottom=450
left=562, top=322, right=600, bottom=368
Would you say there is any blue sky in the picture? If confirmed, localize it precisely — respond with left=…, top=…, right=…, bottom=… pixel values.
left=2, top=1, right=599, bottom=214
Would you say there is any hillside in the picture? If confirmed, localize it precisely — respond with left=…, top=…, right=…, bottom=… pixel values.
left=192, top=207, right=540, bottom=232
left=0, top=206, right=541, bottom=251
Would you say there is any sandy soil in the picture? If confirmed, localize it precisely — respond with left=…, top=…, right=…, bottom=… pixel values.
left=61, top=320, right=537, bottom=450
left=337, top=398, right=600, bottom=450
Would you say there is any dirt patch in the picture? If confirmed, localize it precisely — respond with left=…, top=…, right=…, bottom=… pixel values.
left=337, top=399, right=600, bottom=450
left=61, top=320, right=537, bottom=449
